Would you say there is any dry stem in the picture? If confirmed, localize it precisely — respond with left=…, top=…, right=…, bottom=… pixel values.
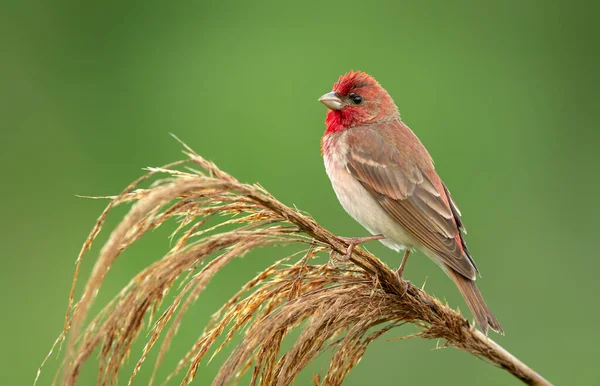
left=37, top=139, right=551, bottom=386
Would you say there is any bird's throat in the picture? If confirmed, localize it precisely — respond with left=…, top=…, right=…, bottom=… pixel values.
left=324, top=110, right=346, bottom=135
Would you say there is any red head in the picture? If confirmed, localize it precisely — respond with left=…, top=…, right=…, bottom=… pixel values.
left=319, top=71, right=398, bottom=135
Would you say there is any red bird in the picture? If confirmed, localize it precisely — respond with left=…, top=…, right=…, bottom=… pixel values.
left=319, top=71, right=502, bottom=335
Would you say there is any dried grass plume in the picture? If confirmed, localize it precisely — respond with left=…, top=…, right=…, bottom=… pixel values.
left=37, top=138, right=551, bottom=385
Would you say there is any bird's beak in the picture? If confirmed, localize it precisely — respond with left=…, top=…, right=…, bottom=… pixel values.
left=318, top=92, right=343, bottom=110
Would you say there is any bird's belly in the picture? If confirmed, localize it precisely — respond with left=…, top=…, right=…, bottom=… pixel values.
left=324, top=156, right=415, bottom=252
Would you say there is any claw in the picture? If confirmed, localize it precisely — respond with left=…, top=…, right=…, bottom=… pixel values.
left=397, top=278, right=410, bottom=297
left=343, top=242, right=356, bottom=261
left=328, top=249, right=338, bottom=268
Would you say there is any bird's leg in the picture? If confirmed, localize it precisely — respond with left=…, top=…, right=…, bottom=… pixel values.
left=394, top=250, right=412, bottom=296
left=329, top=234, right=385, bottom=265
left=396, top=250, right=411, bottom=278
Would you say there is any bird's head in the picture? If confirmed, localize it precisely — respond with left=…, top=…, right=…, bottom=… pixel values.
left=319, top=71, right=397, bottom=134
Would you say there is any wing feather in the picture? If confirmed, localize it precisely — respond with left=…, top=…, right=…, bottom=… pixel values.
left=345, top=125, right=477, bottom=279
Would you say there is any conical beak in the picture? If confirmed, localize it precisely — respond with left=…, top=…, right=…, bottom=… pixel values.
left=318, top=92, right=343, bottom=110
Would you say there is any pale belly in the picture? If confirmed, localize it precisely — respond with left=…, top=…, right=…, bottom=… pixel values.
left=324, top=147, right=416, bottom=253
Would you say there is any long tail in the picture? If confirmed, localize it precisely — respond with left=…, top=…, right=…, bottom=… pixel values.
left=446, top=267, right=503, bottom=335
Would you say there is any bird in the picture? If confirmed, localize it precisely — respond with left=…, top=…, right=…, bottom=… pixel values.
left=318, top=71, right=502, bottom=335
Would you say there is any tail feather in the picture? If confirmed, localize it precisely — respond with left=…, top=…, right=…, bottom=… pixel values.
left=447, top=268, right=503, bottom=335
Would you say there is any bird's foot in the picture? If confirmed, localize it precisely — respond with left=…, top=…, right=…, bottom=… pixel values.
left=396, top=278, right=410, bottom=297
left=329, top=234, right=385, bottom=266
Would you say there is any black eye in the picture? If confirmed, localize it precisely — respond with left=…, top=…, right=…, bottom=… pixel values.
left=349, top=92, right=363, bottom=105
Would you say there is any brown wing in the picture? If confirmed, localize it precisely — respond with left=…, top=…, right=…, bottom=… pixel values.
left=345, top=124, right=478, bottom=280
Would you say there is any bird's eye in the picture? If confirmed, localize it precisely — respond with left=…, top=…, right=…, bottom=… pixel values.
left=348, top=92, right=363, bottom=105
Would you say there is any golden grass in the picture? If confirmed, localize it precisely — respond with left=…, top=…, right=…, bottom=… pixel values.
left=37, top=138, right=550, bottom=385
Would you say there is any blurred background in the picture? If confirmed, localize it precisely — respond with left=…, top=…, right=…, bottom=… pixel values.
left=2, top=0, right=599, bottom=384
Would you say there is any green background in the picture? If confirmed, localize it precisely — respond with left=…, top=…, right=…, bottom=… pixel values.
left=2, top=0, right=599, bottom=384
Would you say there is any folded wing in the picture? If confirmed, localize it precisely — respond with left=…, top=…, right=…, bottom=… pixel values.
left=345, top=124, right=478, bottom=280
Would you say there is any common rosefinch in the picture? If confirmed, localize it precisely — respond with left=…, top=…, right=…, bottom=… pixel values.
left=319, top=71, right=502, bottom=335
